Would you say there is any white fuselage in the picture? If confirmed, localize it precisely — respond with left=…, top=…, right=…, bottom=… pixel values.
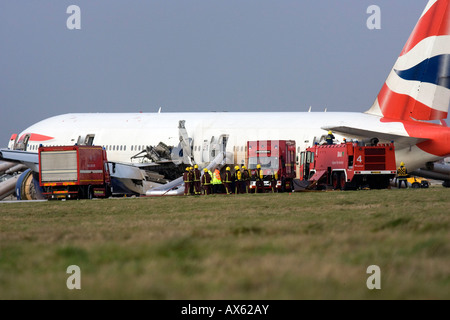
left=15, top=111, right=442, bottom=172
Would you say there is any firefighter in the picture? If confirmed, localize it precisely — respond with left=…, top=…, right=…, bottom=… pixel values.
left=253, top=164, right=263, bottom=193
left=208, top=169, right=214, bottom=192
left=201, top=168, right=212, bottom=195
left=270, top=169, right=278, bottom=193
left=397, top=161, right=408, bottom=189
left=193, top=164, right=201, bottom=195
left=188, top=166, right=195, bottom=195
left=213, top=168, right=223, bottom=193
left=241, top=165, right=250, bottom=194
left=212, top=168, right=223, bottom=194
left=326, top=130, right=335, bottom=145
left=233, top=165, right=242, bottom=194
left=183, top=167, right=191, bottom=196
left=223, top=167, right=233, bottom=195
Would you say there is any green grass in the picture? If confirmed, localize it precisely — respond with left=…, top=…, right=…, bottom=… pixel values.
left=0, top=187, right=449, bottom=299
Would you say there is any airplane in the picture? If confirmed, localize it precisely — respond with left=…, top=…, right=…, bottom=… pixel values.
left=1, top=0, right=450, bottom=199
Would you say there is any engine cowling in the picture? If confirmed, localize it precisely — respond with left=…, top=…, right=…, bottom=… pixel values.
left=15, top=169, right=44, bottom=200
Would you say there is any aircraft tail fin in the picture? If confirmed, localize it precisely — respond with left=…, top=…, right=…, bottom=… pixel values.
left=366, top=0, right=450, bottom=121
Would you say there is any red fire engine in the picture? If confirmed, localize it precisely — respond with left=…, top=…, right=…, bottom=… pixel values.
left=39, top=145, right=112, bottom=199
left=299, top=141, right=397, bottom=190
left=247, top=140, right=296, bottom=192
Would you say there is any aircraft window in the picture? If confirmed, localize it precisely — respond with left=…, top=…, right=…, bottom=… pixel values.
left=241, top=146, right=243, bottom=152
left=131, top=146, right=133, bottom=151
left=113, top=146, right=116, bottom=151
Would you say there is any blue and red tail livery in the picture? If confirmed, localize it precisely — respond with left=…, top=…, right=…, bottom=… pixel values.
left=367, top=0, right=450, bottom=121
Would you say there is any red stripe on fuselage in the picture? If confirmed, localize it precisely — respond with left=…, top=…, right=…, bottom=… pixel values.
left=401, top=0, right=450, bottom=56
left=18, top=133, right=54, bottom=142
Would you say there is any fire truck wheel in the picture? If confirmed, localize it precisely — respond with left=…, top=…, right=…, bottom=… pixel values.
left=332, top=172, right=341, bottom=190
left=106, top=186, right=112, bottom=198
left=340, top=175, right=346, bottom=190
left=87, top=185, right=94, bottom=199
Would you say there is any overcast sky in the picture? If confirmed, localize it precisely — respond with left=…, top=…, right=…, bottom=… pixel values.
left=0, top=1, right=426, bottom=146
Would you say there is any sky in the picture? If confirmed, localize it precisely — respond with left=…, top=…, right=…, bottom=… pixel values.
left=0, top=0, right=427, bottom=146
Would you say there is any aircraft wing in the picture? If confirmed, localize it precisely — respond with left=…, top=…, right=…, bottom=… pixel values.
left=0, top=149, right=39, bottom=172
left=321, top=126, right=428, bottom=146
left=0, top=148, right=165, bottom=175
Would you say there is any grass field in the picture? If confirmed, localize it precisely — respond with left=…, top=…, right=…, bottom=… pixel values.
left=0, top=187, right=449, bottom=300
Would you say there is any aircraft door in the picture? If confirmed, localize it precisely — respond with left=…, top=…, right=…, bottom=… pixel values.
left=85, top=134, right=95, bottom=146
left=209, top=134, right=229, bottom=162
left=300, top=151, right=312, bottom=180
left=77, top=134, right=95, bottom=146
left=202, top=139, right=209, bottom=163
left=16, top=134, right=31, bottom=151
left=209, top=136, right=219, bottom=160
left=219, top=135, right=228, bottom=153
